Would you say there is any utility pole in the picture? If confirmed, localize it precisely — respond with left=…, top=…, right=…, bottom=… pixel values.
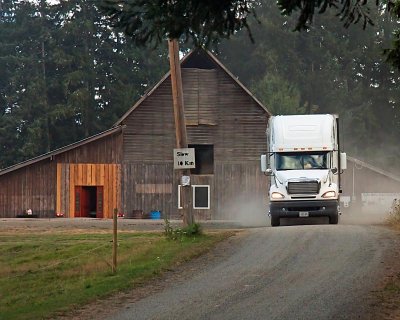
left=168, top=39, right=193, bottom=226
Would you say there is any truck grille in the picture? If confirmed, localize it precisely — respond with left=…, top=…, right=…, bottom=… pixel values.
left=287, top=181, right=319, bottom=194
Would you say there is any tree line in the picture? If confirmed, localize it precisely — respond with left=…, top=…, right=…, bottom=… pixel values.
left=1, top=1, right=399, bottom=174
left=0, top=0, right=167, bottom=168
left=218, top=3, right=400, bottom=173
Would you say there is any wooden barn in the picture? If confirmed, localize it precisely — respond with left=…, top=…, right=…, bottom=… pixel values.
left=0, top=49, right=271, bottom=219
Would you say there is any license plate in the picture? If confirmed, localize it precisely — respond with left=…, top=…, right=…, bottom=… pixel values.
left=299, top=211, right=309, bottom=217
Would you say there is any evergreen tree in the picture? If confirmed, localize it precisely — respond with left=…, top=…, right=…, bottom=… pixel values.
left=0, top=0, right=168, bottom=168
left=0, top=0, right=51, bottom=164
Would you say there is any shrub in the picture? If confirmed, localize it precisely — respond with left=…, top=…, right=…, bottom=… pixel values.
left=164, top=218, right=202, bottom=240
left=388, top=199, right=400, bottom=226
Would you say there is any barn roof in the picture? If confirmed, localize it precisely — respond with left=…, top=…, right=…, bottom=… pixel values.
left=114, top=48, right=272, bottom=126
left=348, top=156, right=400, bottom=183
left=0, top=126, right=123, bottom=176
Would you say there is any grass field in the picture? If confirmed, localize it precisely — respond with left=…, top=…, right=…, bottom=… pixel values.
left=0, top=229, right=231, bottom=320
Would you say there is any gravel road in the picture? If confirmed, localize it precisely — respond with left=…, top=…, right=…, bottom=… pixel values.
left=107, top=223, right=396, bottom=320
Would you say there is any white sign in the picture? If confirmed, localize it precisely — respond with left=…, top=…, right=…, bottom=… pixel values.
left=181, top=175, right=191, bottom=186
left=173, top=148, right=195, bottom=169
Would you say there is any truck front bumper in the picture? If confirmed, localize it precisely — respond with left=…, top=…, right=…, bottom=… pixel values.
left=269, top=200, right=339, bottom=219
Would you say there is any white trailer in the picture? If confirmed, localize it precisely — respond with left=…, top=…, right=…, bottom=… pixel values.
left=261, top=114, right=347, bottom=227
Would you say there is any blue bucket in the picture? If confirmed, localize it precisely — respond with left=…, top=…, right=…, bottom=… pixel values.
left=150, top=211, right=161, bottom=219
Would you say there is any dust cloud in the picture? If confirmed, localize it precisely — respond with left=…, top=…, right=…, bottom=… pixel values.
left=220, top=192, right=391, bottom=227
left=341, top=192, right=400, bottom=226
left=340, top=207, right=389, bottom=225
left=220, top=187, right=397, bottom=227
left=222, top=193, right=268, bottom=227
left=340, top=183, right=399, bottom=226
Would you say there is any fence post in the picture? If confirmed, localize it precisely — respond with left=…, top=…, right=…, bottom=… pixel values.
left=112, top=208, right=117, bottom=273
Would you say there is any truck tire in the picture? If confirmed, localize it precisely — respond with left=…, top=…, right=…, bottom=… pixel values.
left=329, top=213, right=339, bottom=225
left=271, top=216, right=280, bottom=227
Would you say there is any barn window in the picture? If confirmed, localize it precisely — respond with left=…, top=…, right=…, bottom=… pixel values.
left=189, top=144, right=214, bottom=175
left=178, top=185, right=210, bottom=209
left=193, top=185, right=210, bottom=209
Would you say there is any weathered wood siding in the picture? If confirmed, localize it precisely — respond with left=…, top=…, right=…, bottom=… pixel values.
left=0, top=160, right=56, bottom=217
left=121, top=65, right=269, bottom=219
left=55, top=132, right=123, bottom=164
left=183, top=69, right=218, bottom=126
left=215, top=162, right=267, bottom=219
left=57, top=163, right=120, bottom=218
left=121, top=163, right=174, bottom=218
left=122, top=69, right=268, bottom=162
left=123, top=81, right=176, bottom=161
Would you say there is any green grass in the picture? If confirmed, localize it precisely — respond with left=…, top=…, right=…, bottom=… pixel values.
left=0, top=230, right=231, bottom=320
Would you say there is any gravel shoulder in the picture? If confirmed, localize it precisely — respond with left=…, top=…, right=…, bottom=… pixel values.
left=0, top=217, right=240, bottom=233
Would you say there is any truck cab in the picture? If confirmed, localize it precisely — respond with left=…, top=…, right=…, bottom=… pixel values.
left=261, top=114, right=347, bottom=227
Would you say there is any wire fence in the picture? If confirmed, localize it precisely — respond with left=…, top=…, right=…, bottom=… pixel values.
left=2, top=242, right=112, bottom=280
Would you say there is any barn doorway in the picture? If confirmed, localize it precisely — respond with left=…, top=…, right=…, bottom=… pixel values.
left=74, top=186, right=104, bottom=218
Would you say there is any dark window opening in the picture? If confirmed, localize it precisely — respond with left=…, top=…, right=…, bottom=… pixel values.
left=189, top=144, right=214, bottom=175
left=83, top=186, right=97, bottom=218
left=193, top=186, right=210, bottom=209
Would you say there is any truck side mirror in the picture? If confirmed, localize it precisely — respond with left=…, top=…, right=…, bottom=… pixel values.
left=261, top=155, right=274, bottom=176
left=340, top=152, right=347, bottom=170
left=260, top=154, right=268, bottom=172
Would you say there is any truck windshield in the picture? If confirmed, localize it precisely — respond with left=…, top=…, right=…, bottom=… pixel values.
left=276, top=152, right=328, bottom=170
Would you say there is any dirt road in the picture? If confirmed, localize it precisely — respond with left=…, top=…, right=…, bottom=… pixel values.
left=104, top=223, right=397, bottom=320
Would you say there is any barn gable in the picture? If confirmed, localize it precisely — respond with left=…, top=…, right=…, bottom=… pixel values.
left=115, top=48, right=270, bottom=127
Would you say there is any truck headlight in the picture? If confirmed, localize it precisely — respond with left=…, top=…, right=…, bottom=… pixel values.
left=322, top=191, right=336, bottom=198
left=271, top=192, right=285, bottom=199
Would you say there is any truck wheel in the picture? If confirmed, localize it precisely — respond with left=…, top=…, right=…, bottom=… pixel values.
left=271, top=216, right=280, bottom=227
left=329, top=213, right=339, bottom=225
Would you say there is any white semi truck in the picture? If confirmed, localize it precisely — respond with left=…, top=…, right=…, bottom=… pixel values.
left=261, top=114, right=347, bottom=227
